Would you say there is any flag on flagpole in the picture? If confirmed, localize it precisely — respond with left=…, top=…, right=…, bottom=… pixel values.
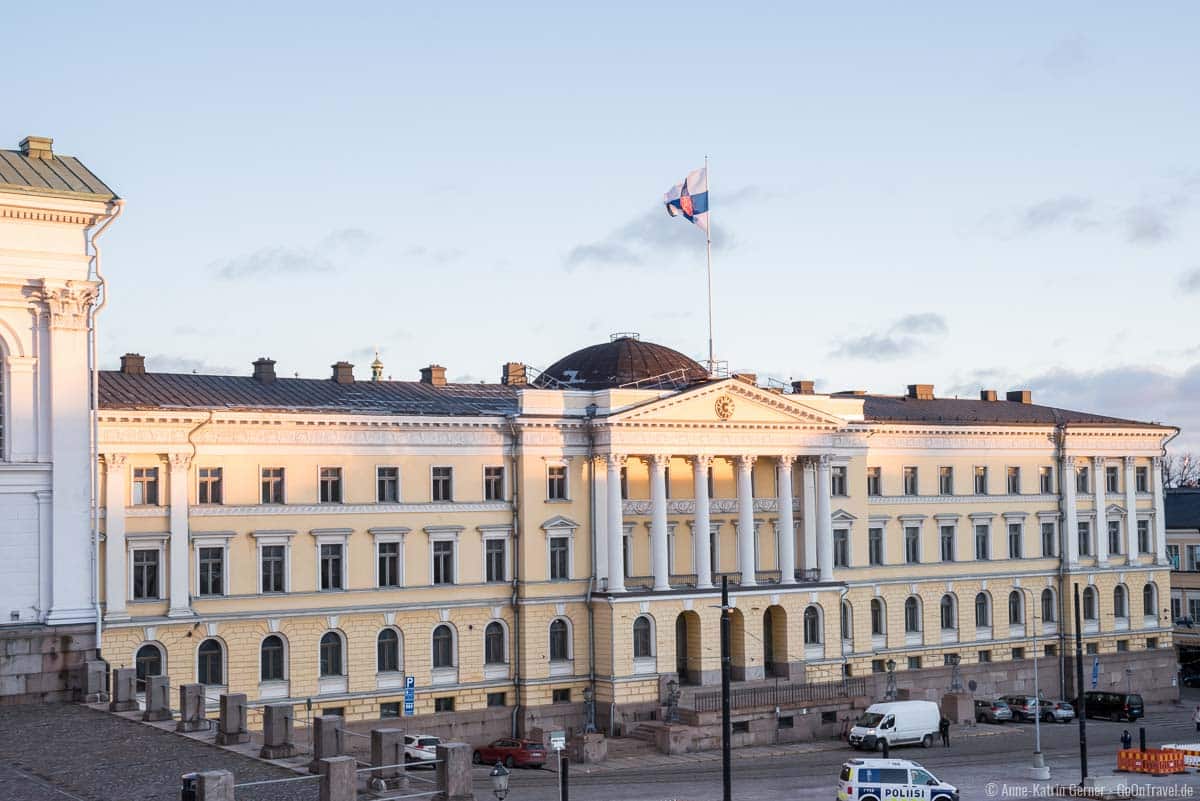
left=664, top=167, right=709, bottom=233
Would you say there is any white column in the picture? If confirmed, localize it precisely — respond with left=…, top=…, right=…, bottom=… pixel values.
left=816, top=455, right=834, bottom=581
left=692, top=455, right=713, bottom=589
left=776, top=456, right=796, bottom=584
left=649, top=454, right=671, bottom=591
left=1124, top=456, right=1139, bottom=563
left=1094, top=456, right=1108, bottom=563
left=103, top=454, right=129, bottom=620
left=1063, top=456, right=1079, bottom=567
left=801, top=455, right=820, bottom=575
left=606, top=454, right=626, bottom=592
left=1153, top=456, right=1168, bottom=565
left=592, top=456, right=609, bottom=583
left=735, top=455, right=757, bottom=587
left=167, top=453, right=193, bottom=617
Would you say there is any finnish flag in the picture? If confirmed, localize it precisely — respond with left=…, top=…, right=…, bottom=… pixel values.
left=664, top=167, right=709, bottom=233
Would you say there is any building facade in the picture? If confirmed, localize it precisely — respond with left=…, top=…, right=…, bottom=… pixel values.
left=1166, top=487, right=1200, bottom=671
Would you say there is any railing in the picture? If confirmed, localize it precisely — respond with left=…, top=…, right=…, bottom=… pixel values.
left=621, top=569, right=826, bottom=591
left=692, top=676, right=867, bottom=713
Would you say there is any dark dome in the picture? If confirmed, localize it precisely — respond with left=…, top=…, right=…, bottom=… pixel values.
left=536, top=334, right=709, bottom=390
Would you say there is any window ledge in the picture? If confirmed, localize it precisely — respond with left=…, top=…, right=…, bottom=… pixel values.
left=633, top=656, right=657, bottom=675
left=905, top=632, right=922, bottom=646
left=804, top=644, right=824, bottom=660
left=484, top=664, right=510, bottom=681
left=940, top=630, right=958, bottom=644
left=431, top=667, right=458, bottom=686
left=318, top=676, right=348, bottom=695
left=376, top=672, right=405, bottom=690
left=976, top=626, right=993, bottom=641
left=259, top=680, right=289, bottom=700
left=549, top=659, right=574, bottom=677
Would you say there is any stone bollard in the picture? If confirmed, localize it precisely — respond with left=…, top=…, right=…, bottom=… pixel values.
left=308, top=715, right=343, bottom=774
left=370, top=727, right=406, bottom=788
left=215, top=693, right=249, bottom=745
left=76, top=660, right=108, bottom=703
left=143, top=675, right=172, bottom=721
left=260, top=704, right=298, bottom=759
left=176, top=683, right=207, bottom=733
left=435, top=742, right=473, bottom=801
left=190, top=769, right=235, bottom=801
left=319, top=755, right=356, bottom=801
left=109, top=667, right=138, bottom=712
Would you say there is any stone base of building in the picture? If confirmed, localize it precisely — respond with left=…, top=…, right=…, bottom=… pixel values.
left=0, top=624, right=99, bottom=705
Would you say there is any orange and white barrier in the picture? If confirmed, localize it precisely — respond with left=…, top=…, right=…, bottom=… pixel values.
left=1161, top=743, right=1200, bottom=769
left=1116, top=748, right=1186, bottom=775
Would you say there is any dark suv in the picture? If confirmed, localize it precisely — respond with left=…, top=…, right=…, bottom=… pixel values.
left=1080, top=691, right=1143, bottom=722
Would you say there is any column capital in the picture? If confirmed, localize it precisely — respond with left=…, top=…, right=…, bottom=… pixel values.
left=817, top=453, right=833, bottom=468
left=1124, top=455, right=1137, bottom=468
left=103, top=453, right=128, bottom=473
left=1064, top=455, right=1077, bottom=468
left=647, top=453, right=671, bottom=470
left=734, top=454, right=756, bottom=470
left=690, top=454, right=715, bottom=469
left=1094, top=455, right=1106, bottom=468
left=168, top=453, right=192, bottom=472
left=777, top=454, right=798, bottom=469
left=1153, top=455, right=1163, bottom=469
left=605, top=453, right=627, bottom=470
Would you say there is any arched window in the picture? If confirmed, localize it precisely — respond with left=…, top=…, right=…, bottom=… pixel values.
left=1113, top=585, right=1128, bottom=619
left=904, top=597, right=921, bottom=632
left=975, top=593, right=991, bottom=627
left=1008, top=591, right=1023, bottom=624
left=940, top=595, right=956, bottom=629
left=432, top=624, right=455, bottom=668
left=197, top=639, right=223, bottom=686
left=135, top=644, right=163, bottom=684
left=377, top=629, right=401, bottom=673
left=803, top=605, right=822, bottom=644
left=260, top=635, right=286, bottom=682
left=1143, top=583, right=1157, bottom=618
left=485, top=621, right=507, bottom=664
left=870, top=599, right=885, bottom=635
left=319, top=632, right=344, bottom=677
left=633, top=616, right=654, bottom=658
left=1041, top=588, right=1056, bottom=622
left=549, top=618, right=571, bottom=661
left=840, top=601, right=852, bottom=641
left=1083, top=586, right=1098, bottom=620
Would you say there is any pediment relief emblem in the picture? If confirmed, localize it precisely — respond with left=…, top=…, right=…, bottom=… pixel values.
left=714, top=395, right=735, bottom=420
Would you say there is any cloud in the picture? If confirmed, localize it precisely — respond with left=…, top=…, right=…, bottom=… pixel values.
left=1018, top=196, right=1098, bottom=232
left=1042, top=36, right=1093, bottom=77
left=1180, top=269, right=1200, bottom=294
left=213, top=228, right=374, bottom=280
left=142, top=354, right=238, bottom=375
left=830, top=313, right=948, bottom=361
left=402, top=245, right=463, bottom=265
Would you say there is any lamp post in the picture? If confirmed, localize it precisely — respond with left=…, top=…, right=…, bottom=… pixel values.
left=665, top=678, right=681, bottom=724
left=946, top=653, right=962, bottom=692
left=885, top=658, right=897, bottom=701
left=490, top=762, right=510, bottom=801
left=582, top=686, right=596, bottom=734
left=1016, top=586, right=1049, bottom=780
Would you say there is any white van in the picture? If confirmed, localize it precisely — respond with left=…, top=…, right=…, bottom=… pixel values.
left=848, top=700, right=940, bottom=751
left=838, top=758, right=958, bottom=801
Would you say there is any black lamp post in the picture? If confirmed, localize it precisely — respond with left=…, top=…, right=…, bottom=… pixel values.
left=946, top=653, right=963, bottom=692
left=582, top=686, right=596, bottom=734
left=665, top=678, right=680, bottom=723
left=885, top=658, right=897, bottom=700
left=490, top=762, right=510, bottom=801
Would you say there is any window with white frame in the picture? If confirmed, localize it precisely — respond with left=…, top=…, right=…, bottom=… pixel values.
left=549, top=536, right=571, bottom=579
left=1136, top=466, right=1149, bottom=493
left=833, top=529, right=849, bottom=567
left=432, top=624, right=456, bottom=668
left=1106, top=465, right=1120, bottom=493
left=1008, top=591, right=1023, bottom=624
left=1142, top=583, right=1157, bottom=619
left=197, top=546, right=225, bottom=597
left=376, top=467, right=400, bottom=503
left=1113, top=585, right=1128, bottom=619
left=377, top=628, right=402, bottom=673
left=709, top=527, right=720, bottom=575
left=1007, top=522, right=1022, bottom=559
left=1190, top=545, right=1200, bottom=572
left=484, top=621, right=507, bottom=665
left=831, top=466, right=847, bottom=496
left=132, top=467, right=160, bottom=506
left=803, top=606, right=822, bottom=643
left=131, top=548, right=160, bottom=600
left=975, top=592, right=990, bottom=627
left=198, top=467, right=223, bottom=504
left=1078, top=522, right=1091, bottom=556
left=866, top=467, right=881, bottom=496
left=1039, top=466, right=1054, bottom=494
left=940, top=524, right=955, bottom=562
left=431, top=466, right=453, bottom=501
left=1168, top=544, right=1180, bottom=569
left=868, top=527, right=884, bottom=565
left=484, top=466, right=505, bottom=501
left=426, top=526, right=460, bottom=585
left=485, top=538, right=507, bottom=583
left=261, top=635, right=286, bottom=682
left=197, top=638, right=224, bottom=686
left=938, top=466, right=953, bottom=495
left=870, top=598, right=885, bottom=635
left=974, top=523, right=990, bottom=560
left=1007, top=466, right=1021, bottom=494
left=320, top=543, right=344, bottom=590
left=1191, top=598, right=1200, bottom=622
left=254, top=531, right=293, bottom=594
left=319, top=467, right=343, bottom=503
left=1076, top=466, right=1090, bottom=494
left=1138, top=520, right=1151, bottom=554
left=904, top=597, right=921, bottom=632
left=904, top=526, right=920, bottom=564
left=1082, top=586, right=1098, bottom=620
left=1042, top=588, right=1056, bottom=622
left=633, top=616, right=654, bottom=658
left=940, top=595, right=956, bottom=629
left=547, top=464, right=568, bottom=500
left=549, top=618, right=571, bottom=661
left=903, top=466, right=919, bottom=496
left=319, top=631, right=345, bottom=677
left=1108, top=520, right=1122, bottom=555
left=1041, top=520, right=1057, bottom=557
left=974, top=466, right=988, bottom=495
left=261, top=467, right=285, bottom=504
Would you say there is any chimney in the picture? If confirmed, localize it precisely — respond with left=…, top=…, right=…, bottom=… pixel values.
left=906, top=384, right=935, bottom=400
left=253, top=357, right=276, bottom=384
left=420, top=364, right=447, bottom=387
left=791, top=380, right=815, bottom=395
left=331, top=361, right=355, bottom=384
left=732, top=372, right=757, bottom=385
left=980, top=389, right=998, bottom=402
left=501, top=362, right=527, bottom=386
left=1006, top=389, right=1032, bottom=404
left=19, top=136, right=53, bottom=160
left=834, top=389, right=867, bottom=397
left=119, top=353, right=145, bottom=375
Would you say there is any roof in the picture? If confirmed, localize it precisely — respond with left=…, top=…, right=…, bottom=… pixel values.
left=0, top=147, right=116, bottom=200
left=859, top=395, right=1168, bottom=428
left=98, top=371, right=518, bottom=417
left=535, top=335, right=709, bottom=390
left=1167, top=489, right=1200, bottom=530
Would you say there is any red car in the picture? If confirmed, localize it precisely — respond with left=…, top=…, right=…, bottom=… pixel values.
left=472, top=738, right=547, bottom=769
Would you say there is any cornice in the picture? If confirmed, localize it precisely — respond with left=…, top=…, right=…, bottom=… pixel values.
left=869, top=493, right=1059, bottom=506
left=188, top=501, right=512, bottom=517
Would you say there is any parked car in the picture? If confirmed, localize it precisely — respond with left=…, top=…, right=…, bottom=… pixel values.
left=1039, top=699, right=1075, bottom=723
left=1000, top=695, right=1040, bottom=722
left=974, top=699, right=1013, bottom=724
left=1182, top=675, right=1200, bottom=688
left=472, top=738, right=547, bottom=769
left=404, top=734, right=442, bottom=766
left=838, top=758, right=958, bottom=801
left=848, top=700, right=940, bottom=751
left=1079, top=691, right=1143, bottom=722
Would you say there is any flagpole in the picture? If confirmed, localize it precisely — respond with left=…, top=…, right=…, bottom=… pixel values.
left=705, top=154, right=715, bottom=374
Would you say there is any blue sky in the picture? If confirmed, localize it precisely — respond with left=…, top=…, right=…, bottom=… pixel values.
left=4, top=2, right=1198, bottom=448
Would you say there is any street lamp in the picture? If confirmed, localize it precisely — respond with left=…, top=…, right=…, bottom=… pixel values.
left=490, top=762, right=511, bottom=801
left=885, top=659, right=897, bottom=701
left=665, top=678, right=681, bottom=724
left=946, top=653, right=962, bottom=692
left=1017, top=586, right=1050, bottom=781
left=582, top=685, right=597, bottom=733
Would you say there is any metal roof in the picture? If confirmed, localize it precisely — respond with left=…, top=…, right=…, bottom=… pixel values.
left=535, top=336, right=709, bottom=391
left=860, top=395, right=1167, bottom=429
left=0, top=149, right=116, bottom=200
left=1167, top=489, right=1200, bottom=530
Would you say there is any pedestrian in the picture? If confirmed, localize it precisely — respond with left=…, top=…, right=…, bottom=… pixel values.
left=939, top=716, right=950, bottom=748
left=1192, top=705, right=1200, bottom=732
left=1121, top=729, right=1132, bottom=750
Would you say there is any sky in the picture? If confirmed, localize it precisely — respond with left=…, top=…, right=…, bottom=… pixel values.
left=4, top=2, right=1199, bottom=450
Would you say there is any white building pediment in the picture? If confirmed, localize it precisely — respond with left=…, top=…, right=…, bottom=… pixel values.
left=604, top=379, right=851, bottom=429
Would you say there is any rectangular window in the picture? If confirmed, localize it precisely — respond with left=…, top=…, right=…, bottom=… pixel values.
left=376, top=467, right=399, bottom=503
left=260, top=467, right=284, bottom=504
left=319, top=467, right=342, bottom=503
left=1191, top=598, right=1200, bottom=622
left=1136, top=466, right=1149, bottom=493
left=434, top=697, right=455, bottom=713
left=549, top=536, right=570, bottom=579
left=1106, top=465, right=1119, bottom=493
left=197, top=546, right=224, bottom=596
left=380, top=702, right=400, bottom=718
left=320, top=543, right=343, bottom=590
left=940, top=525, right=955, bottom=562
left=907, top=656, right=922, bottom=670
left=378, top=541, right=401, bottom=587
left=1108, top=520, right=1122, bottom=555
left=1007, top=467, right=1020, bottom=495
left=975, top=524, right=989, bottom=560
left=943, top=653, right=959, bottom=666
left=1039, top=466, right=1054, bottom=494
left=1040, top=521, right=1056, bottom=557
left=1116, top=639, right=1129, bottom=652
left=904, top=526, right=920, bottom=564
left=552, top=688, right=572, bottom=704
left=1190, top=545, right=1200, bottom=571
left=261, top=544, right=286, bottom=593
left=484, top=466, right=505, bottom=501
left=1138, top=520, right=1151, bottom=554
left=866, top=467, right=881, bottom=496
left=1076, top=466, right=1090, bottom=494
left=1085, top=643, right=1098, bottom=656
left=1078, top=522, right=1091, bottom=556
left=831, top=466, right=847, bottom=497
left=132, top=467, right=159, bottom=506
left=1168, top=544, right=1181, bottom=569
left=868, top=527, right=883, bottom=566
left=487, top=692, right=507, bottom=707
left=978, top=650, right=991, bottom=663
left=1008, top=523, right=1022, bottom=559
left=198, top=467, right=223, bottom=505
left=547, top=465, right=568, bottom=500
left=903, top=466, right=919, bottom=496
left=938, top=466, right=953, bottom=495
left=1171, top=596, right=1182, bottom=620
left=432, top=540, right=455, bottom=585
left=1012, top=647, right=1025, bottom=660
left=431, top=467, right=453, bottom=502
left=871, top=659, right=886, bottom=673
left=1146, top=638, right=1158, bottom=650
left=1045, top=644, right=1057, bottom=657
left=485, top=538, right=506, bottom=582
left=974, top=466, right=988, bottom=495
left=833, top=529, right=849, bottom=567
left=131, top=549, right=159, bottom=600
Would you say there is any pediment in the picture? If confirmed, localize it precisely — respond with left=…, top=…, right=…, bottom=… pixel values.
left=607, top=379, right=847, bottom=428
left=832, top=509, right=857, bottom=522
left=541, top=515, right=580, bottom=531
left=1106, top=503, right=1127, bottom=517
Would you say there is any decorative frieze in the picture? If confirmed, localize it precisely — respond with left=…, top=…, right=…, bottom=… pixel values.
left=621, top=498, right=796, bottom=515
left=189, top=501, right=512, bottom=517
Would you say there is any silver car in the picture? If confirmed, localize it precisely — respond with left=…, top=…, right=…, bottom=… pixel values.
left=1039, top=700, right=1074, bottom=723
left=974, top=699, right=1013, bottom=724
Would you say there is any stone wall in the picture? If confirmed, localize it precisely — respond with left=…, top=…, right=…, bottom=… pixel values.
left=0, top=625, right=98, bottom=704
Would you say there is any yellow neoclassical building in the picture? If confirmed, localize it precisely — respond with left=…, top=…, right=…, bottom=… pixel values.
left=93, top=336, right=1179, bottom=733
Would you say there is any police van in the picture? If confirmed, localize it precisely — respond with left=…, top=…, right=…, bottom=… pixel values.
left=837, top=758, right=958, bottom=801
